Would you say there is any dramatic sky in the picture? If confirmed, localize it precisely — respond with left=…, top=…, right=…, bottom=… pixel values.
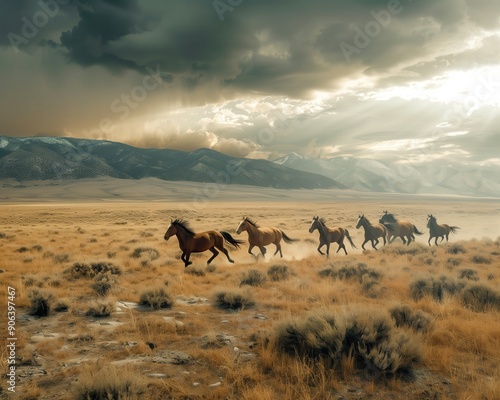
left=1, top=0, right=499, bottom=164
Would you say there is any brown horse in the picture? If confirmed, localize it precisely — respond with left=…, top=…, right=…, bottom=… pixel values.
left=356, top=214, right=388, bottom=250
left=379, top=211, right=423, bottom=245
left=426, top=214, right=459, bottom=246
left=164, top=219, right=244, bottom=267
left=236, top=217, right=298, bottom=259
left=309, top=216, right=356, bottom=256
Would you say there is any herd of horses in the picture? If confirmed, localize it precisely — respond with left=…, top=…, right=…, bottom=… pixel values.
left=163, top=213, right=460, bottom=267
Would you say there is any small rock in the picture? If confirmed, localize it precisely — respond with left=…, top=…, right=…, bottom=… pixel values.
left=193, top=382, right=200, bottom=387
left=220, top=320, right=229, bottom=324
left=0, top=269, right=5, bottom=273
left=209, top=382, right=221, bottom=387
left=254, top=314, right=267, bottom=320
left=146, top=342, right=155, bottom=350
left=233, top=347, right=239, bottom=352
left=147, top=373, right=168, bottom=378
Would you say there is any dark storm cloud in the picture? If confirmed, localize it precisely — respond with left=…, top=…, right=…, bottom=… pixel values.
left=1, top=0, right=494, bottom=96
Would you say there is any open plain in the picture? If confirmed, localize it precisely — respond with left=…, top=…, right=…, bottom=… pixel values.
left=1, top=180, right=499, bottom=399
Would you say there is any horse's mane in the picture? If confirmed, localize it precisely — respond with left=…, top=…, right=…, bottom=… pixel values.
left=244, top=217, right=259, bottom=228
left=360, top=215, right=371, bottom=224
left=383, top=213, right=398, bottom=223
left=172, top=218, right=195, bottom=235
left=318, top=217, right=327, bottom=226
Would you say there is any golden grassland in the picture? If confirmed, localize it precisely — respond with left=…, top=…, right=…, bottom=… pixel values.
left=0, top=201, right=499, bottom=400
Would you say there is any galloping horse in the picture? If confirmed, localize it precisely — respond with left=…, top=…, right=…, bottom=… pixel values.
left=426, top=214, right=460, bottom=246
left=236, top=217, right=298, bottom=259
left=309, top=216, right=356, bottom=256
left=164, top=219, right=244, bottom=267
left=379, top=211, right=423, bottom=245
left=356, top=214, right=388, bottom=250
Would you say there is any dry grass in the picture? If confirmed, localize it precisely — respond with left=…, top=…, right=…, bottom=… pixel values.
left=0, top=201, right=498, bottom=400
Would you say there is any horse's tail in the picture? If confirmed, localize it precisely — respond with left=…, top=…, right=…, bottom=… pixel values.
left=413, top=225, right=424, bottom=235
left=345, top=229, right=357, bottom=249
left=220, top=231, right=245, bottom=248
left=449, top=226, right=460, bottom=235
left=281, top=231, right=299, bottom=244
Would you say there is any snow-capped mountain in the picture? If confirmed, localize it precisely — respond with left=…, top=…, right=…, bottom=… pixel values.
left=274, top=152, right=500, bottom=197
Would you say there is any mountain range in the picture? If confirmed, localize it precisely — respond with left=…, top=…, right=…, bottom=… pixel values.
left=273, top=152, right=500, bottom=197
left=0, top=136, right=341, bottom=190
left=1, top=136, right=498, bottom=197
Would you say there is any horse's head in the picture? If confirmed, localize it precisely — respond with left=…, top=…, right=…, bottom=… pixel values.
left=236, top=217, right=247, bottom=234
left=356, top=214, right=364, bottom=229
left=426, top=214, right=435, bottom=228
left=379, top=211, right=392, bottom=224
left=309, top=216, right=320, bottom=233
left=164, top=221, right=177, bottom=241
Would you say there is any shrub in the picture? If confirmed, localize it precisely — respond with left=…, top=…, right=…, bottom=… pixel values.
left=53, top=254, right=69, bottom=263
left=446, top=244, right=466, bottom=254
left=240, top=269, right=266, bottom=286
left=389, top=305, right=432, bottom=332
left=409, top=276, right=466, bottom=302
left=274, top=309, right=421, bottom=379
left=139, top=287, right=174, bottom=309
left=458, top=268, right=479, bottom=281
left=461, top=284, right=500, bottom=312
left=85, top=300, right=115, bottom=317
left=68, top=262, right=121, bottom=279
left=91, top=273, right=115, bottom=296
left=53, top=300, right=70, bottom=312
left=267, top=265, right=291, bottom=281
left=130, top=247, right=160, bottom=261
left=28, top=289, right=54, bottom=317
left=31, top=244, right=43, bottom=252
left=470, top=254, right=492, bottom=264
left=16, top=246, right=30, bottom=253
left=213, top=289, right=255, bottom=310
left=381, top=243, right=430, bottom=256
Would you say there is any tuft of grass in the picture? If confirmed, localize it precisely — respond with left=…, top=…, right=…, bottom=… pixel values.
left=240, top=269, right=266, bottom=287
left=75, top=364, right=141, bottom=400
left=274, top=309, right=421, bottom=379
left=458, top=268, right=479, bottom=281
left=130, top=247, right=160, bottom=261
left=461, top=284, right=500, bottom=312
left=28, top=289, right=54, bottom=317
left=389, top=305, right=432, bottom=332
left=320, top=262, right=381, bottom=283
left=31, top=244, right=43, bottom=252
left=53, top=253, right=69, bottom=263
left=85, top=300, right=115, bottom=318
left=67, top=262, right=121, bottom=279
left=213, top=289, right=255, bottom=310
left=16, top=246, right=30, bottom=253
left=267, top=265, right=292, bottom=281
left=139, top=287, right=174, bottom=309
left=446, top=244, right=466, bottom=254
left=184, top=267, right=206, bottom=276
left=381, top=243, right=430, bottom=256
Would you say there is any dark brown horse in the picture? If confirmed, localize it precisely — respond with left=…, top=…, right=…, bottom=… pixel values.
left=164, top=219, right=244, bottom=267
left=236, top=217, right=298, bottom=259
left=426, top=214, right=459, bottom=246
left=309, top=216, right=356, bottom=256
left=379, top=211, right=423, bottom=245
left=356, top=214, right=388, bottom=250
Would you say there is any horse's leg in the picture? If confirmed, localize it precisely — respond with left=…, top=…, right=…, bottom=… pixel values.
left=435, top=237, right=439, bottom=246
left=342, top=241, right=348, bottom=255
left=184, top=252, right=192, bottom=267
left=407, top=235, right=412, bottom=246
left=260, top=246, right=267, bottom=255
left=401, top=236, right=406, bottom=245
left=207, top=247, right=219, bottom=265
left=361, top=238, right=368, bottom=250
left=273, top=242, right=283, bottom=258
left=326, top=243, right=331, bottom=258
left=445, top=233, right=449, bottom=242
left=247, top=244, right=258, bottom=260
left=220, top=247, right=234, bottom=264
left=317, top=241, right=325, bottom=255
left=373, top=239, right=379, bottom=250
